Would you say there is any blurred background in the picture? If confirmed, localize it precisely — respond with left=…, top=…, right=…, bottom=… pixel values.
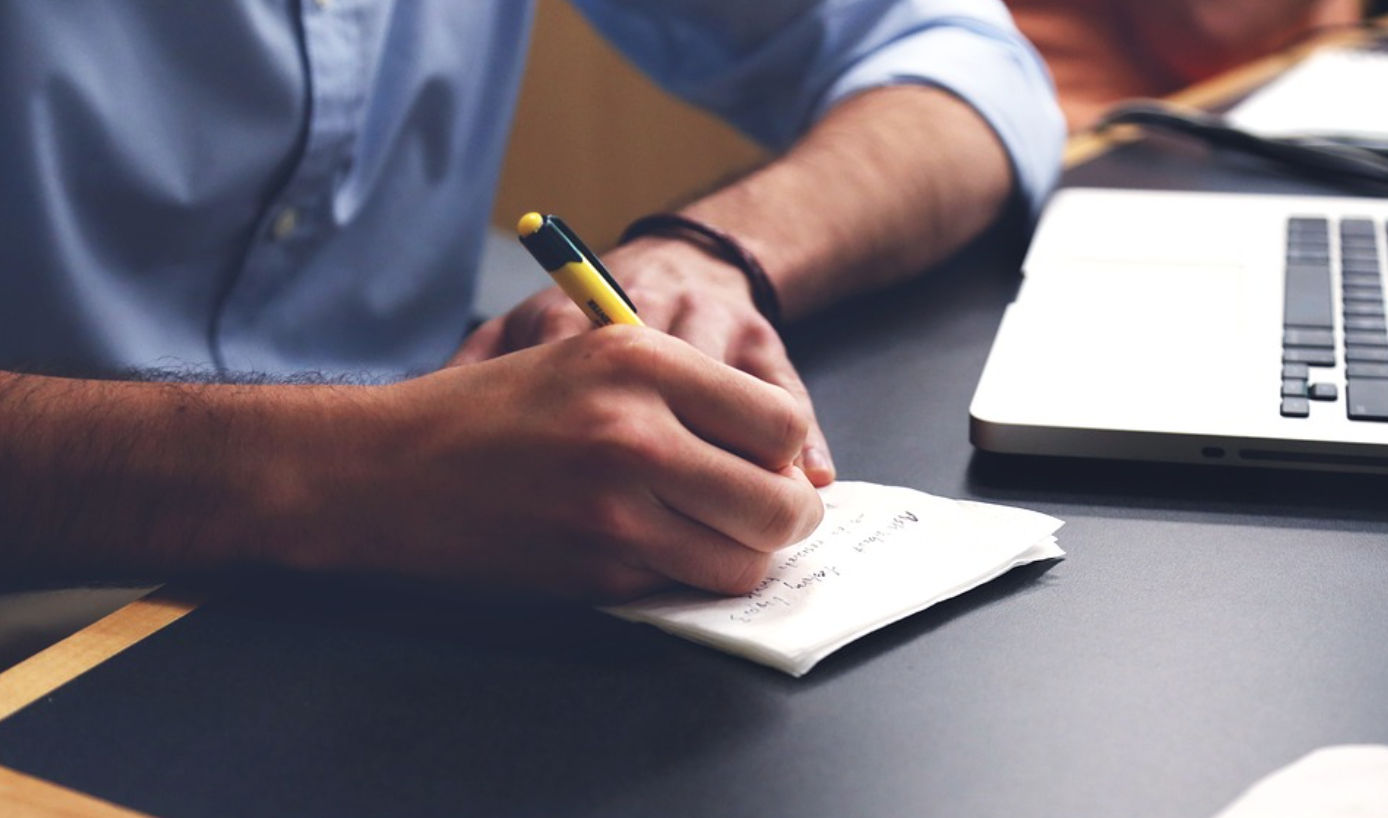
left=492, top=1, right=768, bottom=250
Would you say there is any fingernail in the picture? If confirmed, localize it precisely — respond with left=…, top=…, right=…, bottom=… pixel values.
left=802, top=446, right=835, bottom=484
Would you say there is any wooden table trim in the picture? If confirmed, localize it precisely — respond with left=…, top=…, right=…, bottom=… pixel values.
left=1064, top=21, right=1385, bottom=168
left=0, top=765, right=153, bottom=818
left=0, top=586, right=201, bottom=722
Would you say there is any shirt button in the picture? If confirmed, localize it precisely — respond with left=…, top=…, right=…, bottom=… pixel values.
left=271, top=207, right=299, bottom=241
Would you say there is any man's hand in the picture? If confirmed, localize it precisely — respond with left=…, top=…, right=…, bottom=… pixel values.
left=319, top=328, right=825, bottom=603
left=0, top=331, right=822, bottom=603
left=453, top=237, right=836, bottom=487
left=454, top=84, right=1023, bottom=493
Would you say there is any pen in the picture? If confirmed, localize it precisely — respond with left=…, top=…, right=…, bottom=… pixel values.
left=516, top=212, right=643, bottom=327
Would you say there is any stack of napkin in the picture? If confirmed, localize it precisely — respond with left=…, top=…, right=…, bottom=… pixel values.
left=604, top=480, right=1064, bottom=677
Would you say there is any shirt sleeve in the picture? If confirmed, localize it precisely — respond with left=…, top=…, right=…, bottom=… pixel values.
left=571, top=0, right=1065, bottom=220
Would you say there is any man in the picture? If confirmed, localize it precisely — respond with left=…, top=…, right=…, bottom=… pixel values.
left=0, top=1, right=1062, bottom=635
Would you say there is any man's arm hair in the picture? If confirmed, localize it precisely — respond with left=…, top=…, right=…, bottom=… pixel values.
left=0, top=367, right=378, bottom=584
left=672, top=85, right=1015, bottom=323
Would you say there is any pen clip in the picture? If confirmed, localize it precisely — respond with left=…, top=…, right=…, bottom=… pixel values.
left=549, top=216, right=638, bottom=315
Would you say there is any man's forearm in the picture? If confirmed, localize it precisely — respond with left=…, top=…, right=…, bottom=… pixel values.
left=678, top=84, right=1013, bottom=322
left=0, top=334, right=828, bottom=603
left=0, top=371, right=359, bottom=580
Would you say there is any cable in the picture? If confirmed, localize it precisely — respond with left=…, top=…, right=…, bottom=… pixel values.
left=1094, top=100, right=1388, bottom=191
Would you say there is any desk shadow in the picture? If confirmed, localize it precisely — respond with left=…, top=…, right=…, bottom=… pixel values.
left=0, top=574, right=788, bottom=818
left=966, top=449, right=1388, bottom=526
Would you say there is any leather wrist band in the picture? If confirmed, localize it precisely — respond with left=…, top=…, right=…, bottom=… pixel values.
left=618, top=213, right=783, bottom=330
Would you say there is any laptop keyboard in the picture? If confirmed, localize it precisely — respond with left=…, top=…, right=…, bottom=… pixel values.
left=1281, top=215, right=1388, bottom=420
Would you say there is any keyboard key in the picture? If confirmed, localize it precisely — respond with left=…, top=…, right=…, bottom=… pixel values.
left=1290, top=216, right=1330, bottom=231
left=1309, top=382, right=1339, bottom=401
left=1341, top=259, right=1382, bottom=276
left=1347, top=347, right=1388, bottom=363
left=1284, top=262, right=1335, bottom=328
left=1340, top=249, right=1381, bottom=265
left=1347, top=362, right=1388, bottom=379
left=1288, top=229, right=1329, bottom=243
left=1342, top=285, right=1384, bottom=303
left=1339, top=230, right=1378, bottom=241
left=1282, top=378, right=1308, bottom=397
left=1344, top=301, right=1386, bottom=317
left=1283, top=347, right=1337, bottom=365
left=1281, top=396, right=1311, bottom=417
left=1282, top=362, right=1310, bottom=379
left=1344, top=316, right=1387, bottom=332
left=1341, top=272, right=1382, bottom=287
left=1348, top=379, right=1388, bottom=421
left=1345, top=331, right=1388, bottom=347
left=1287, top=246, right=1330, bottom=263
left=1283, top=327, right=1335, bottom=347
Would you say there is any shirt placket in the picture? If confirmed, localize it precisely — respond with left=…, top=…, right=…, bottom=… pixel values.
left=213, top=0, right=371, bottom=371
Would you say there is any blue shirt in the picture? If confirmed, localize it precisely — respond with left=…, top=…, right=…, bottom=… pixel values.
left=0, top=1, right=1062, bottom=379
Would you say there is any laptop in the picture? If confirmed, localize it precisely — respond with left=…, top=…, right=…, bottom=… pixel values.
left=969, top=186, right=1388, bottom=473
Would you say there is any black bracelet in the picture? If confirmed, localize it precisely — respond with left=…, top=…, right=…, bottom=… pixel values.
left=618, top=213, right=783, bottom=330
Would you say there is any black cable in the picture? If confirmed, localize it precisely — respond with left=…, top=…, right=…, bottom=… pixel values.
left=1094, top=100, right=1388, bottom=191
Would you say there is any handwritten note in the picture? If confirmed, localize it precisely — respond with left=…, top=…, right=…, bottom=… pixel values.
left=603, top=481, right=1064, bottom=677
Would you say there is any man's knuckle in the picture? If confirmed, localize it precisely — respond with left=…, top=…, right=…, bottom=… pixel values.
left=581, top=491, right=640, bottom=546
left=771, top=396, right=810, bottom=455
left=742, top=318, right=780, bottom=346
left=537, top=299, right=570, bottom=320
left=757, top=490, right=806, bottom=548
left=582, top=325, right=665, bottom=374
left=714, top=551, right=773, bottom=596
left=586, top=566, right=659, bottom=605
left=584, top=412, right=667, bottom=474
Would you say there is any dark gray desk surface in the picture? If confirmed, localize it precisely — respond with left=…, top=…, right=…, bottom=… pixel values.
left=2, top=138, right=1388, bottom=818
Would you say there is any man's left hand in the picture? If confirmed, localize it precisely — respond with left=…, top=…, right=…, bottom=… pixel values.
left=452, top=236, right=835, bottom=487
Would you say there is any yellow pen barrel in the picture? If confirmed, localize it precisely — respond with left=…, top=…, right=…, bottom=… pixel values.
left=551, top=260, right=644, bottom=327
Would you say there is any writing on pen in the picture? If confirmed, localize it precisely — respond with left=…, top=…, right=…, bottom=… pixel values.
left=516, top=212, right=644, bottom=328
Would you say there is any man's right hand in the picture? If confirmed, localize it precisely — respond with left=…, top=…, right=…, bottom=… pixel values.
left=298, top=326, right=825, bottom=603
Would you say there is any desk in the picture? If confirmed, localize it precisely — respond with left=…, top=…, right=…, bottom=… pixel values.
left=4, top=34, right=1388, bottom=818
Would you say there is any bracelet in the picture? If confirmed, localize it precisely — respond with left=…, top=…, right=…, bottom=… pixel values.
left=617, top=213, right=783, bottom=330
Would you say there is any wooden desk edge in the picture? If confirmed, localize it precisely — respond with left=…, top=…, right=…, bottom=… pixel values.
left=0, top=588, right=198, bottom=816
left=0, top=766, right=151, bottom=818
left=1064, top=21, right=1384, bottom=168
left=0, top=587, right=200, bottom=721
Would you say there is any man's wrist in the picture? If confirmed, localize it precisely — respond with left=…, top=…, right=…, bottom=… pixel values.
left=619, top=213, right=783, bottom=330
left=607, top=235, right=767, bottom=318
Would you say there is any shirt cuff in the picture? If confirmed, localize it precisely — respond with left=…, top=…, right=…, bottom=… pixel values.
left=816, top=22, right=1066, bottom=223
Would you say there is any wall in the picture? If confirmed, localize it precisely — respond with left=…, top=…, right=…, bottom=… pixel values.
left=491, top=1, right=768, bottom=249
